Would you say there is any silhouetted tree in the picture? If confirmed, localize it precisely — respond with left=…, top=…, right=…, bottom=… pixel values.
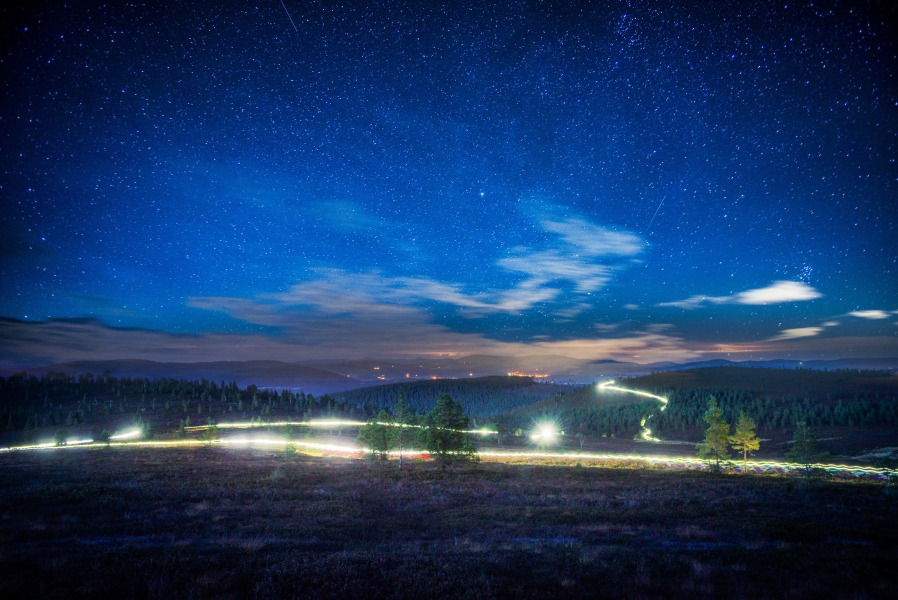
left=730, top=411, right=760, bottom=473
left=393, top=394, right=415, bottom=469
left=356, top=409, right=397, bottom=460
left=696, top=397, right=730, bottom=472
left=418, top=394, right=477, bottom=470
left=53, top=428, right=68, bottom=446
left=785, top=422, right=829, bottom=480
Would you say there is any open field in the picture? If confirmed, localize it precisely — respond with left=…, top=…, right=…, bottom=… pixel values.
left=1, top=446, right=896, bottom=599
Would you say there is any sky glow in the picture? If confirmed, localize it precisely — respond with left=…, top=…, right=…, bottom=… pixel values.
left=0, top=1, right=896, bottom=366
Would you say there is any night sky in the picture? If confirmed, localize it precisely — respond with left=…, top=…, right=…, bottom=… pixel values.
left=1, top=0, right=896, bottom=366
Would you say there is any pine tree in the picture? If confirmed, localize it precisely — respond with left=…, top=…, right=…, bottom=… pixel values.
left=393, top=394, right=415, bottom=469
left=730, top=411, right=760, bottom=473
left=356, top=409, right=397, bottom=461
left=785, top=421, right=829, bottom=480
left=53, top=428, right=68, bottom=447
left=200, top=417, right=219, bottom=445
left=696, top=397, right=730, bottom=472
left=418, top=394, right=477, bottom=470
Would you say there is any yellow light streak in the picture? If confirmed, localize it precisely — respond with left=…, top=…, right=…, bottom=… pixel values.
left=0, top=437, right=893, bottom=477
left=598, top=380, right=668, bottom=441
left=183, top=419, right=497, bottom=435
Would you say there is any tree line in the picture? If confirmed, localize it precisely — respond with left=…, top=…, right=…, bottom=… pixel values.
left=696, top=397, right=830, bottom=479
left=353, top=394, right=477, bottom=470
left=333, top=376, right=575, bottom=418
left=653, top=387, right=898, bottom=433
left=0, top=373, right=366, bottom=435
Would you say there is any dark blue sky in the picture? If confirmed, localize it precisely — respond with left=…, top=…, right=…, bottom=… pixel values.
left=1, top=0, right=896, bottom=365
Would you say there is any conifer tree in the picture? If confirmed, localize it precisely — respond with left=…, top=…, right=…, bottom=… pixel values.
left=730, top=410, right=760, bottom=473
left=696, top=397, right=730, bottom=472
left=356, top=409, right=397, bottom=461
left=785, top=421, right=829, bottom=480
left=393, top=394, right=415, bottom=469
left=418, top=394, right=477, bottom=470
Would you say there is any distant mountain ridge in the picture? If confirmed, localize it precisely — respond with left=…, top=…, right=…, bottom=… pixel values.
left=1, top=356, right=895, bottom=395
left=0, top=359, right=364, bottom=395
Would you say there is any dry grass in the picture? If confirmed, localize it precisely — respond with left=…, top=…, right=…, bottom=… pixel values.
left=0, top=447, right=896, bottom=599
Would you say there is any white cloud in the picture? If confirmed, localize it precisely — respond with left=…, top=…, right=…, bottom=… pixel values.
left=658, top=281, right=822, bottom=309
left=498, top=251, right=613, bottom=293
left=735, top=281, right=822, bottom=305
left=847, top=310, right=896, bottom=320
left=540, top=218, right=643, bottom=256
left=766, top=327, right=824, bottom=342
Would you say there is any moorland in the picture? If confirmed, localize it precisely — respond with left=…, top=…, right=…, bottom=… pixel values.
left=1, top=447, right=897, bottom=599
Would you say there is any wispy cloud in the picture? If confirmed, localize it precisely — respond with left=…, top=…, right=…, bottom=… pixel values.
left=658, top=281, right=822, bottom=309
left=847, top=310, right=897, bottom=320
left=539, top=218, right=643, bottom=257
left=304, top=200, right=388, bottom=232
left=489, top=215, right=643, bottom=298
left=766, top=327, right=824, bottom=342
left=498, top=251, right=613, bottom=293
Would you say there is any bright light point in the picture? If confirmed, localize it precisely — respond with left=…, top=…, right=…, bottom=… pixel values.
left=531, top=423, right=559, bottom=444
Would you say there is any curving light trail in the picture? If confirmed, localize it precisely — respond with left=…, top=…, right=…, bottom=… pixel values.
left=597, top=379, right=668, bottom=441
left=0, top=436, right=894, bottom=478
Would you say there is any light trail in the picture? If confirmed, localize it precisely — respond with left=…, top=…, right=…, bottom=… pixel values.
left=597, top=380, right=668, bottom=441
left=0, top=436, right=894, bottom=478
left=184, top=419, right=497, bottom=436
left=110, top=429, right=142, bottom=440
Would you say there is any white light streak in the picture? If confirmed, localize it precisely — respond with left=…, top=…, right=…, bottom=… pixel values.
left=110, top=429, right=142, bottom=440
left=184, top=419, right=496, bottom=435
left=0, top=438, right=892, bottom=477
left=598, top=380, right=668, bottom=441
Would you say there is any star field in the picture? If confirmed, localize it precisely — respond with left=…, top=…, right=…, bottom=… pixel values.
left=1, top=0, right=896, bottom=364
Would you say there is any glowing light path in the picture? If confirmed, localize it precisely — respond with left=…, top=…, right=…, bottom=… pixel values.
left=597, top=380, right=669, bottom=441
left=0, top=437, right=894, bottom=478
left=184, top=419, right=497, bottom=436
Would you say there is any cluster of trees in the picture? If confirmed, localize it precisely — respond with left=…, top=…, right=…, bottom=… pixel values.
left=355, top=394, right=477, bottom=470
left=653, top=388, right=898, bottom=433
left=0, top=372, right=365, bottom=437
left=696, top=397, right=829, bottom=476
left=519, top=386, right=898, bottom=442
left=334, top=376, right=575, bottom=418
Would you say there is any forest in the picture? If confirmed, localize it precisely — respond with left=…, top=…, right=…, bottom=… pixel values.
left=2, top=366, right=897, bottom=452
left=490, top=366, right=898, bottom=440
left=332, top=376, right=576, bottom=418
left=0, top=371, right=360, bottom=442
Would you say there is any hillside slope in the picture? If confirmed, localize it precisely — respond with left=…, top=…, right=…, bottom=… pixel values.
left=332, top=376, right=577, bottom=418
left=13, top=360, right=362, bottom=395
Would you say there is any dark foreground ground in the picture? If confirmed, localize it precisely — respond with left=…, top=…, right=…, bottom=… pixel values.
left=1, top=448, right=896, bottom=599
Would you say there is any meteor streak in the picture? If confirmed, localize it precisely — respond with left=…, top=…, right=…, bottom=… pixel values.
left=280, top=0, right=299, bottom=32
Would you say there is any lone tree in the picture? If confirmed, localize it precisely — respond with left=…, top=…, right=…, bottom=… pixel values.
left=418, top=394, right=477, bottom=470
left=393, top=395, right=415, bottom=469
left=200, top=417, right=219, bottom=445
left=356, top=409, right=397, bottom=461
left=696, top=397, right=730, bottom=472
left=97, top=429, right=111, bottom=445
left=785, top=421, right=829, bottom=480
left=53, top=428, right=68, bottom=447
left=730, top=411, right=760, bottom=473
